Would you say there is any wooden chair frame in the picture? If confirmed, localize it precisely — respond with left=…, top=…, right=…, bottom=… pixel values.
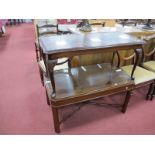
left=142, top=36, right=155, bottom=100
left=115, top=46, right=155, bottom=100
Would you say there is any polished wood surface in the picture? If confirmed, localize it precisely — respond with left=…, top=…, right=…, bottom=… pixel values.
left=45, top=63, right=134, bottom=103
left=39, top=31, right=144, bottom=96
left=68, top=25, right=155, bottom=67
left=44, top=63, right=134, bottom=133
left=39, top=32, right=144, bottom=56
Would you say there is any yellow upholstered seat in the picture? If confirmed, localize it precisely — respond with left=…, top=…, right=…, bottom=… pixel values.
left=143, top=61, right=155, bottom=72
left=121, top=65, right=155, bottom=85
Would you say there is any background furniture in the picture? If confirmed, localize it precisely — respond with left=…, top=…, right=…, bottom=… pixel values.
left=34, top=19, right=58, bottom=39
left=68, top=20, right=155, bottom=68
left=7, top=19, right=24, bottom=25
left=34, top=19, right=71, bottom=86
left=116, top=34, right=155, bottom=100
left=0, top=19, right=8, bottom=35
left=142, top=35, right=155, bottom=100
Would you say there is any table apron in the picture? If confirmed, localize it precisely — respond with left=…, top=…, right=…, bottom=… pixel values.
left=44, top=44, right=143, bottom=60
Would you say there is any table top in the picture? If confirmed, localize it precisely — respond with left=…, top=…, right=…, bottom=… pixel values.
left=45, top=63, right=134, bottom=103
left=39, top=32, right=144, bottom=57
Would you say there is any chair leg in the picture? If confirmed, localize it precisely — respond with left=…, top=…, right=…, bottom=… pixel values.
left=122, top=91, right=131, bottom=113
left=45, top=90, right=50, bottom=106
left=52, top=107, right=60, bottom=133
left=1, top=27, right=4, bottom=34
left=146, top=83, right=153, bottom=100
left=39, top=67, right=44, bottom=86
left=151, top=85, right=155, bottom=100
left=35, top=42, right=39, bottom=62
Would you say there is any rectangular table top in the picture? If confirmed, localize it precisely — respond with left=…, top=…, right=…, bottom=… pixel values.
left=45, top=63, right=134, bottom=105
left=39, top=32, right=144, bottom=58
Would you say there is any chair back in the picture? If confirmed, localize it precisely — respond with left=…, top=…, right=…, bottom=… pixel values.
left=143, top=35, right=155, bottom=61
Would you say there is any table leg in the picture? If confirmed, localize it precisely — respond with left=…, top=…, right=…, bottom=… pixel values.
left=47, top=60, right=57, bottom=97
left=38, top=67, right=44, bottom=86
left=122, top=91, right=131, bottom=113
left=35, top=42, right=39, bottom=62
left=146, top=83, right=153, bottom=100
left=151, top=84, right=155, bottom=100
left=1, top=27, right=4, bottom=34
left=45, top=90, right=50, bottom=106
left=52, top=107, right=60, bottom=133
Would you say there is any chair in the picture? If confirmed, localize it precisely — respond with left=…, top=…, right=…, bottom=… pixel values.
left=116, top=19, right=138, bottom=27
left=89, top=19, right=105, bottom=27
left=37, top=24, right=58, bottom=36
left=35, top=20, right=58, bottom=61
left=36, top=45, right=69, bottom=88
left=57, top=19, right=77, bottom=34
left=116, top=48, right=155, bottom=101
left=7, top=19, right=24, bottom=25
left=142, top=35, right=155, bottom=100
left=35, top=20, right=77, bottom=89
left=34, top=20, right=58, bottom=85
left=35, top=20, right=71, bottom=87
